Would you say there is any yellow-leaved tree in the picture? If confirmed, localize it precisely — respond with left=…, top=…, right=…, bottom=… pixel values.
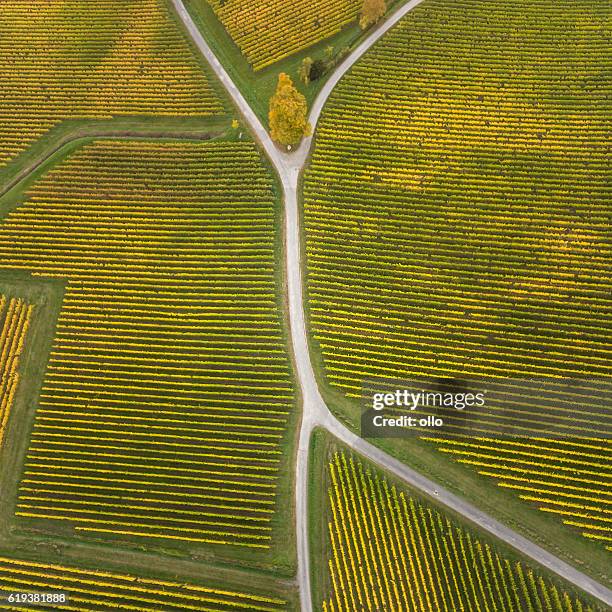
left=359, top=0, right=386, bottom=29
left=269, top=73, right=311, bottom=147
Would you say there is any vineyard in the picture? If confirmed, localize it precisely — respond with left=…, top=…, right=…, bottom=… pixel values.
left=0, top=0, right=227, bottom=168
left=303, top=0, right=611, bottom=546
left=0, top=139, right=294, bottom=553
left=0, top=0, right=610, bottom=606
left=430, top=401, right=612, bottom=550
left=201, top=0, right=361, bottom=71
left=0, top=295, right=34, bottom=448
left=0, top=556, right=287, bottom=611
left=322, top=451, right=596, bottom=611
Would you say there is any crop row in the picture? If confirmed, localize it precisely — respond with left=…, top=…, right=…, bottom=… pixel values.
left=0, top=556, right=286, bottom=611
left=204, top=0, right=361, bottom=70
left=432, top=435, right=611, bottom=545
left=0, top=140, right=293, bottom=550
left=303, top=0, right=611, bottom=546
left=0, top=295, right=34, bottom=448
left=323, top=452, right=594, bottom=611
left=0, top=0, right=227, bottom=166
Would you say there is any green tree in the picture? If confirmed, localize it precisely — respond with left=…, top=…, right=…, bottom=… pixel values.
left=269, top=73, right=310, bottom=146
left=359, top=0, right=386, bottom=29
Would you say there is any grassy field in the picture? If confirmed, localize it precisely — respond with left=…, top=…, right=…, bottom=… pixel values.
left=0, top=137, right=298, bottom=577
left=0, top=0, right=229, bottom=170
left=302, top=0, right=611, bottom=562
left=310, top=429, right=605, bottom=611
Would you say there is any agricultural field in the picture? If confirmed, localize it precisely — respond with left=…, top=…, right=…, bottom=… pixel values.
left=198, top=0, right=361, bottom=71
left=431, top=399, right=611, bottom=550
left=316, top=445, right=598, bottom=611
left=0, top=0, right=228, bottom=169
left=0, top=555, right=288, bottom=611
left=303, top=0, right=611, bottom=548
left=0, top=139, right=295, bottom=565
left=1, top=0, right=610, bottom=608
left=0, top=295, right=34, bottom=448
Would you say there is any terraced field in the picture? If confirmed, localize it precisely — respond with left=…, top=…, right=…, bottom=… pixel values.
left=0, top=295, right=34, bottom=448
left=0, top=0, right=227, bottom=167
left=0, top=556, right=287, bottom=611
left=0, top=139, right=293, bottom=553
left=322, top=451, right=595, bottom=611
left=303, top=0, right=611, bottom=546
left=202, top=0, right=361, bottom=70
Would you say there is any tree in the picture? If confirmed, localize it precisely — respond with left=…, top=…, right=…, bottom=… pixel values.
left=309, top=59, right=326, bottom=82
left=269, top=73, right=310, bottom=146
left=298, top=57, right=313, bottom=85
left=359, top=0, right=386, bottom=29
